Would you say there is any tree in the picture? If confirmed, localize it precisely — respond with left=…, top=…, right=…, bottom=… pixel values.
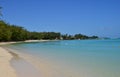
left=10, top=25, right=29, bottom=41
left=74, top=34, right=89, bottom=39
left=0, top=21, right=12, bottom=41
left=89, top=36, right=98, bottom=39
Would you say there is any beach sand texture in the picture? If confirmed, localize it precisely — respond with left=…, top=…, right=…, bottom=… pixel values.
left=0, top=47, right=17, bottom=77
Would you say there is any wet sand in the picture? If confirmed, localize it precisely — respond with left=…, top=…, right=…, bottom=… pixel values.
left=0, top=41, right=70, bottom=77
left=11, top=55, right=42, bottom=77
left=6, top=47, right=69, bottom=77
left=0, top=47, right=17, bottom=77
left=0, top=40, right=58, bottom=77
left=0, top=40, right=43, bottom=77
left=1, top=47, right=42, bottom=77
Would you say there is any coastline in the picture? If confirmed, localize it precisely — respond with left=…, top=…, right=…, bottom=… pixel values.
left=4, top=47, right=68, bottom=77
left=0, top=47, right=17, bottom=77
left=0, top=40, right=58, bottom=45
left=1, top=40, right=102, bottom=77
left=1, top=42, right=70, bottom=77
left=0, top=40, right=60, bottom=77
left=1, top=40, right=119, bottom=77
left=0, top=42, right=43, bottom=77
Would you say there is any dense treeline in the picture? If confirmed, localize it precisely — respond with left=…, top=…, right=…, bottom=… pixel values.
left=29, top=32, right=61, bottom=40
left=0, top=21, right=29, bottom=41
left=0, top=20, right=98, bottom=42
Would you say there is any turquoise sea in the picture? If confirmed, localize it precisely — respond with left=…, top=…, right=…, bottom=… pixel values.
left=6, top=40, right=120, bottom=77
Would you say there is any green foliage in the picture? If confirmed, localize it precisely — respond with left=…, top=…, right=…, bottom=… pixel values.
left=89, top=36, right=99, bottom=39
left=0, top=20, right=99, bottom=42
left=29, top=32, right=61, bottom=40
left=41, top=32, right=60, bottom=40
left=74, top=34, right=89, bottom=39
left=10, top=25, right=29, bottom=41
left=61, top=34, right=74, bottom=40
left=0, top=21, right=12, bottom=41
left=29, top=32, right=41, bottom=40
left=0, top=21, right=29, bottom=41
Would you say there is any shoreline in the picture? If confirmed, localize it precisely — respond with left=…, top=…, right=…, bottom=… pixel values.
left=0, top=47, right=17, bottom=77
left=0, top=40, right=58, bottom=77
left=0, top=42, right=44, bottom=77
left=4, top=47, right=66, bottom=77
left=0, top=40, right=59, bottom=45
left=0, top=40, right=62, bottom=77
left=3, top=46, right=70, bottom=77
left=0, top=46, right=43, bottom=77
left=0, top=40, right=75, bottom=77
left=0, top=40, right=119, bottom=77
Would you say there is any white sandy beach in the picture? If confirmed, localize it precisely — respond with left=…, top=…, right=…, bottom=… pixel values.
left=0, top=43, right=42, bottom=77
left=0, top=40, right=55, bottom=46
left=0, top=41, right=44, bottom=77
left=0, top=41, right=53, bottom=77
left=0, top=40, right=73, bottom=77
left=0, top=47, right=17, bottom=77
left=6, top=47, right=66, bottom=77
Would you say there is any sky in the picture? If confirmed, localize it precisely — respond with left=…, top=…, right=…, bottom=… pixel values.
left=0, top=0, right=120, bottom=38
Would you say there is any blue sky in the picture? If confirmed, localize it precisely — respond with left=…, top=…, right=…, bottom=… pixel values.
left=1, top=0, right=120, bottom=38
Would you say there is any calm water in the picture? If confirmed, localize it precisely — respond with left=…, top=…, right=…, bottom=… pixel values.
left=6, top=40, right=120, bottom=77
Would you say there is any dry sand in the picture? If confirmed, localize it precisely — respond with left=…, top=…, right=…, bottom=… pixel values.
left=0, top=40, right=55, bottom=46
left=0, top=47, right=17, bottom=77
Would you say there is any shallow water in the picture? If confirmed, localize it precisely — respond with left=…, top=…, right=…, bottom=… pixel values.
left=6, top=39, right=120, bottom=77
